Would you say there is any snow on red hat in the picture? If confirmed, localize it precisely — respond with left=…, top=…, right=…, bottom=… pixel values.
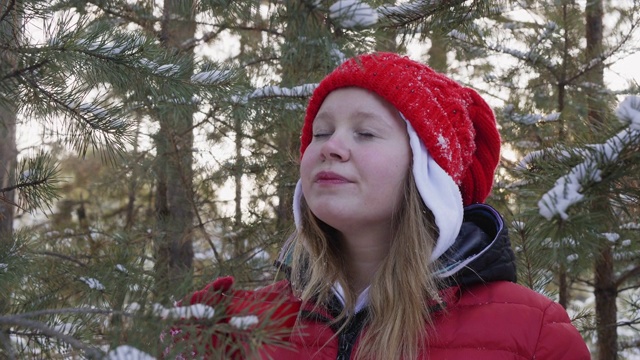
left=300, top=52, right=501, bottom=205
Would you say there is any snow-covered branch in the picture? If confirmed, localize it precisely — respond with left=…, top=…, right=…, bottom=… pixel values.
left=232, top=83, right=318, bottom=104
left=0, top=316, right=103, bottom=358
left=503, top=104, right=560, bottom=125
left=538, top=96, right=640, bottom=220
left=329, top=0, right=378, bottom=28
left=378, top=0, right=468, bottom=27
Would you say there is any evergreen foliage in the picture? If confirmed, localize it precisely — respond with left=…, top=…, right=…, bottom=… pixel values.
left=1, top=0, right=638, bottom=358
left=444, top=1, right=640, bottom=357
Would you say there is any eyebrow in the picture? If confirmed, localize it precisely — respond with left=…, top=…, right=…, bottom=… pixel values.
left=315, top=110, right=394, bottom=128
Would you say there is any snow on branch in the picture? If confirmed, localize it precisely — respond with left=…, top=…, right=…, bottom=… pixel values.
left=76, top=35, right=145, bottom=58
left=329, top=0, right=378, bottom=28
left=616, top=95, right=640, bottom=130
left=107, top=345, right=156, bottom=360
left=537, top=158, right=601, bottom=220
left=621, top=222, right=640, bottom=230
left=518, top=147, right=572, bottom=170
left=538, top=96, right=640, bottom=220
left=229, top=315, right=259, bottom=329
left=152, top=303, right=216, bottom=320
left=64, top=100, right=126, bottom=131
left=191, top=69, right=232, bottom=85
left=378, top=0, right=484, bottom=27
left=485, top=42, right=554, bottom=68
left=0, top=316, right=103, bottom=358
left=379, top=0, right=432, bottom=19
left=79, top=276, right=105, bottom=291
left=503, top=104, right=560, bottom=125
left=232, top=83, right=318, bottom=104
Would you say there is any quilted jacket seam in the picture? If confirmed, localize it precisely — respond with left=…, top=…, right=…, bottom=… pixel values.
left=531, top=300, right=555, bottom=358
left=428, top=345, right=530, bottom=359
left=453, top=300, right=547, bottom=313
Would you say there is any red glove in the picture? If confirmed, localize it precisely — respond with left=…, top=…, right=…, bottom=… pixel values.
left=161, top=276, right=301, bottom=359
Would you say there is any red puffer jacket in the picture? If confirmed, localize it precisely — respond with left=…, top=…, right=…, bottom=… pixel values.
left=256, top=279, right=590, bottom=359
left=167, top=204, right=590, bottom=359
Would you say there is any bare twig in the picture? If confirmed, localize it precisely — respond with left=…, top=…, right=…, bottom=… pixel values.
left=32, top=251, right=88, bottom=268
left=11, top=307, right=133, bottom=319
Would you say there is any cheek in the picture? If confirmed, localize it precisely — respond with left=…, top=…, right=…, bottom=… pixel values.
left=299, top=150, right=315, bottom=187
left=369, top=148, right=409, bottom=178
left=370, top=152, right=409, bottom=195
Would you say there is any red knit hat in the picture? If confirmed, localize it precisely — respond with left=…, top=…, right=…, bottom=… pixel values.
left=300, top=52, right=501, bottom=205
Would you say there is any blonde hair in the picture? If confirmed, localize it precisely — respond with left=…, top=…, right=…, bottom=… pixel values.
left=289, top=171, right=442, bottom=360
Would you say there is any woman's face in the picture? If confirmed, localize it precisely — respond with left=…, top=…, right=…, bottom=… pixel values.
left=300, top=87, right=411, bottom=234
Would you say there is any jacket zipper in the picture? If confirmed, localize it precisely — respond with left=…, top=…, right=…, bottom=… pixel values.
left=300, top=305, right=368, bottom=360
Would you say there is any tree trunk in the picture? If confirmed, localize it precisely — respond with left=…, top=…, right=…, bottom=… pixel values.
left=558, top=264, right=568, bottom=308
left=234, top=116, right=243, bottom=228
left=585, top=0, right=605, bottom=134
left=594, top=243, right=617, bottom=360
left=125, top=117, right=141, bottom=230
left=554, top=4, right=571, bottom=306
left=153, top=0, right=196, bottom=302
left=0, top=111, right=16, bottom=240
left=0, top=1, right=19, bottom=355
left=0, top=0, right=19, bottom=242
left=585, top=1, right=617, bottom=358
left=427, top=30, right=448, bottom=73
left=232, top=114, right=245, bottom=258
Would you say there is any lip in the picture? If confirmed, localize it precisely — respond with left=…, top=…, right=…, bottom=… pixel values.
left=314, top=171, right=352, bottom=184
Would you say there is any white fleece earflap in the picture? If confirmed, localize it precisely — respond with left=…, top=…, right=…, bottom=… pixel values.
left=405, top=119, right=463, bottom=261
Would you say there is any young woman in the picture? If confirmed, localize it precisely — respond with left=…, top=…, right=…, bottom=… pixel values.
left=166, top=52, right=590, bottom=360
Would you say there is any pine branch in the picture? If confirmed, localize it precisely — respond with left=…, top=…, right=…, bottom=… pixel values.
left=0, top=193, right=26, bottom=212
left=33, top=251, right=88, bottom=268
left=242, top=56, right=280, bottom=68
left=12, top=307, right=132, bottom=318
left=538, top=126, right=640, bottom=221
left=0, top=328, right=18, bottom=360
left=0, top=60, right=49, bottom=82
left=87, top=0, right=159, bottom=35
left=620, top=338, right=640, bottom=352
left=617, top=318, right=640, bottom=329
left=378, top=0, right=468, bottom=29
left=449, top=31, right=558, bottom=77
left=0, top=177, right=49, bottom=194
left=566, top=24, right=640, bottom=86
left=181, top=25, right=283, bottom=52
left=615, top=265, right=640, bottom=288
left=0, top=316, right=103, bottom=359
left=22, top=77, right=101, bottom=131
left=515, top=226, right=536, bottom=289
left=0, top=0, right=16, bottom=25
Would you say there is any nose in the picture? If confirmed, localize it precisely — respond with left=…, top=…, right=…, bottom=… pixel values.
left=320, top=133, right=350, bottom=161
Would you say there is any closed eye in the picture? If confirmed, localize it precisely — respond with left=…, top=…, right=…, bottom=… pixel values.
left=357, top=132, right=375, bottom=138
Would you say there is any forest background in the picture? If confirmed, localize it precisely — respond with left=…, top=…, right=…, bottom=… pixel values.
left=1, top=0, right=639, bottom=359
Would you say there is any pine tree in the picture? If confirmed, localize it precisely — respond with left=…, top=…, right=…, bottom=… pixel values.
left=444, top=1, right=640, bottom=357
left=0, top=0, right=239, bottom=357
